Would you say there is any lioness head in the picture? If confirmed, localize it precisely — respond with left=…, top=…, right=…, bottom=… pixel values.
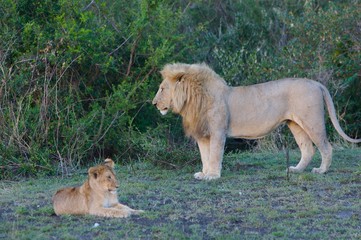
left=88, top=158, right=119, bottom=194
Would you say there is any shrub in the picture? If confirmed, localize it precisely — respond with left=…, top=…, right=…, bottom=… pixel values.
left=0, top=0, right=359, bottom=178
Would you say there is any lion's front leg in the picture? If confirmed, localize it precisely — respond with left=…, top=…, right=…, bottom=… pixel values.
left=114, top=203, right=144, bottom=215
left=194, top=137, right=210, bottom=180
left=89, top=207, right=132, bottom=218
left=195, top=133, right=225, bottom=180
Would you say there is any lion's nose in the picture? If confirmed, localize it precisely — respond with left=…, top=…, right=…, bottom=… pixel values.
left=152, top=99, right=157, bottom=106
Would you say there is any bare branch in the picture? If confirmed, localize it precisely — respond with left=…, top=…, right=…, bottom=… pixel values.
left=126, top=33, right=141, bottom=77
left=82, top=0, right=95, bottom=11
left=108, top=34, right=133, bottom=56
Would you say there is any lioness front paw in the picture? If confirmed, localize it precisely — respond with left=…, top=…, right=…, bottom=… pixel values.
left=131, top=209, right=144, bottom=215
left=115, top=211, right=131, bottom=218
left=311, top=167, right=327, bottom=174
left=288, top=166, right=304, bottom=173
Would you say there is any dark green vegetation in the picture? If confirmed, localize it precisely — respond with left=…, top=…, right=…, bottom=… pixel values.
left=1, top=1, right=360, bottom=238
left=0, top=0, right=360, bottom=178
left=1, top=149, right=360, bottom=239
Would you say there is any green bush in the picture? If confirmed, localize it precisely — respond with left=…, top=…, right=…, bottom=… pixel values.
left=0, top=0, right=359, bottom=178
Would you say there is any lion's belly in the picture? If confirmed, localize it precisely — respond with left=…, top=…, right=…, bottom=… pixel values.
left=227, top=117, right=285, bottom=139
left=226, top=86, right=289, bottom=139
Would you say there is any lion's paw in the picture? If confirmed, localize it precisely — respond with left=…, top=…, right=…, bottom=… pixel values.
left=194, top=172, right=220, bottom=180
left=131, top=209, right=144, bottom=215
left=203, top=173, right=220, bottom=180
left=112, top=211, right=131, bottom=218
left=194, top=172, right=205, bottom=180
left=311, top=167, right=327, bottom=174
left=288, top=166, right=304, bottom=173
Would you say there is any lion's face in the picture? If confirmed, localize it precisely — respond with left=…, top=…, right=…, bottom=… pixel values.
left=152, top=80, right=175, bottom=115
left=88, top=160, right=119, bottom=194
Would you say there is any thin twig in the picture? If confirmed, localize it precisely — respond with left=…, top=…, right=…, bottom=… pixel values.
left=126, top=33, right=141, bottom=77
left=84, top=111, right=124, bottom=153
left=82, top=0, right=95, bottom=11
left=285, top=140, right=290, bottom=181
left=108, top=35, right=133, bottom=56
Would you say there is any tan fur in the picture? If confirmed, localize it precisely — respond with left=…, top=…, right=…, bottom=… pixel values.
left=152, top=63, right=361, bottom=180
left=52, top=159, right=143, bottom=217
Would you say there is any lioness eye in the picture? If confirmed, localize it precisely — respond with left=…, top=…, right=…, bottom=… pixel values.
left=107, top=176, right=111, bottom=179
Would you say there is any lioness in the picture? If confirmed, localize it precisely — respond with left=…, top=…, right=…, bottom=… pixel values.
left=53, top=158, right=143, bottom=218
left=152, top=63, right=361, bottom=180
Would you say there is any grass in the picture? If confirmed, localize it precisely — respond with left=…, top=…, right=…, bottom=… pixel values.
left=1, top=148, right=360, bottom=239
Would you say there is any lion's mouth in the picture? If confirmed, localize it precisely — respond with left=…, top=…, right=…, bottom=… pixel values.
left=108, top=190, right=117, bottom=195
left=160, top=108, right=168, bottom=115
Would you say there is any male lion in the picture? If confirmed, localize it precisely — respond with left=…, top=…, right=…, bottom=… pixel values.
left=53, top=158, right=143, bottom=217
left=152, top=63, right=360, bottom=180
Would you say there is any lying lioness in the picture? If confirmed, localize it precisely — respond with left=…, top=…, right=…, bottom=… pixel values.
left=53, top=158, right=143, bottom=218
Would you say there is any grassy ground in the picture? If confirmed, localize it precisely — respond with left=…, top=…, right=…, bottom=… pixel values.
left=1, top=148, right=360, bottom=239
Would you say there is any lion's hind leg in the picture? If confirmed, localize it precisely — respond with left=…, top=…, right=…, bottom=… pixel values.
left=287, top=121, right=315, bottom=173
left=290, top=117, right=332, bottom=174
left=310, top=139, right=332, bottom=174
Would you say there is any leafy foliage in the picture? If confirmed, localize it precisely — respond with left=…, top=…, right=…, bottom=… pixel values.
left=0, top=0, right=360, bottom=178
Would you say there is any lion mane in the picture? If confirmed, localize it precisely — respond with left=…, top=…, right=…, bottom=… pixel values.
left=160, top=63, right=226, bottom=139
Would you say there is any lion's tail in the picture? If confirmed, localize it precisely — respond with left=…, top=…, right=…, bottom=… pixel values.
left=321, top=85, right=361, bottom=143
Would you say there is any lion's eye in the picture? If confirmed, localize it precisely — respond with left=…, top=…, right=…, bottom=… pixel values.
left=107, top=176, right=111, bottom=179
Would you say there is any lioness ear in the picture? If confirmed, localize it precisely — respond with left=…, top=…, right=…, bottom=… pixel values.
left=88, top=167, right=98, bottom=179
left=104, top=158, right=115, bottom=169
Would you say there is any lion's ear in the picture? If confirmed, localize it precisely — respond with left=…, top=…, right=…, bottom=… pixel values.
left=162, top=71, right=185, bottom=83
left=104, top=158, right=115, bottom=169
left=174, top=72, right=185, bottom=83
left=88, top=167, right=99, bottom=179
